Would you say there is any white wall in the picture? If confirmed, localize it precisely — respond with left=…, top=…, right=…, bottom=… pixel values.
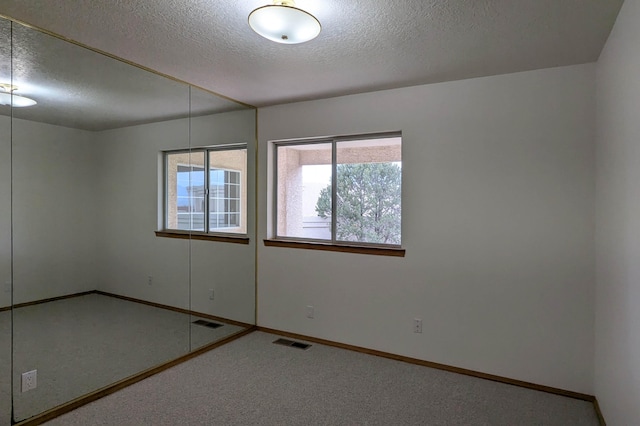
left=10, top=118, right=99, bottom=304
left=257, top=64, right=596, bottom=394
left=595, top=0, right=640, bottom=423
left=96, top=109, right=256, bottom=324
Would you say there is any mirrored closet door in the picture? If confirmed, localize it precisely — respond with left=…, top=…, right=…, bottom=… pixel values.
left=187, top=86, right=256, bottom=352
left=2, top=17, right=256, bottom=424
left=0, top=16, right=12, bottom=426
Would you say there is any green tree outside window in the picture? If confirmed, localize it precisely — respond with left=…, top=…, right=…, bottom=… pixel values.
left=315, top=163, right=401, bottom=245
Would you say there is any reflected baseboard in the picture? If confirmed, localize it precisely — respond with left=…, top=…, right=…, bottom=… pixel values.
left=94, top=290, right=254, bottom=329
left=2, top=290, right=253, bottom=329
left=1, top=291, right=96, bottom=312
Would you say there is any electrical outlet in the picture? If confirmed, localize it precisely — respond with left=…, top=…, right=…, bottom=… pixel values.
left=413, top=318, right=422, bottom=334
left=147, top=276, right=153, bottom=286
left=209, top=288, right=215, bottom=300
left=306, top=305, right=314, bottom=319
left=3, top=280, right=10, bottom=293
left=21, top=370, right=37, bottom=392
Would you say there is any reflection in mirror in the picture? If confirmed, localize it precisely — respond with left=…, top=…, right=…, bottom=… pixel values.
left=6, top=20, right=256, bottom=422
left=9, top=22, right=191, bottom=421
left=187, top=87, right=256, bottom=351
left=0, top=17, right=11, bottom=426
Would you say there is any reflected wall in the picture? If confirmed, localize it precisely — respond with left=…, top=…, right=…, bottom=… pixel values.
left=2, top=17, right=256, bottom=423
left=189, top=89, right=256, bottom=339
left=0, top=17, right=11, bottom=426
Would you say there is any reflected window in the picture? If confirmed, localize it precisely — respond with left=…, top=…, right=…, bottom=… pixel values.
left=165, top=145, right=247, bottom=234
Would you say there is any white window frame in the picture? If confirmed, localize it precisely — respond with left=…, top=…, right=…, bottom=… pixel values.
left=164, top=144, right=247, bottom=236
left=273, top=132, right=402, bottom=248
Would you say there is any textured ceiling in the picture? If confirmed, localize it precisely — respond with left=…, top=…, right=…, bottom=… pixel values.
left=0, top=17, right=247, bottom=131
left=0, top=0, right=625, bottom=109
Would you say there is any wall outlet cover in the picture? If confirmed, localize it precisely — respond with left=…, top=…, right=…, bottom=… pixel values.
left=413, top=318, right=423, bottom=334
left=21, top=370, right=37, bottom=392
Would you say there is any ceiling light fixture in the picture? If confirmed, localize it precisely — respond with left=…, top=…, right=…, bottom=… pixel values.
left=0, top=83, right=37, bottom=107
left=249, top=0, right=321, bottom=44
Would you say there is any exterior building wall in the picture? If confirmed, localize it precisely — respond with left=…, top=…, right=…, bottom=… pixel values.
left=277, top=147, right=303, bottom=237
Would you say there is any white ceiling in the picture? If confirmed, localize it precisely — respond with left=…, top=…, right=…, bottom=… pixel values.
left=0, top=0, right=625, bottom=109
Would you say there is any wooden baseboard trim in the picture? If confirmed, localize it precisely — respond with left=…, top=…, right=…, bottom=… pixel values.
left=257, top=326, right=595, bottom=402
left=593, top=398, right=607, bottom=426
left=94, top=291, right=254, bottom=329
left=15, top=326, right=256, bottom=426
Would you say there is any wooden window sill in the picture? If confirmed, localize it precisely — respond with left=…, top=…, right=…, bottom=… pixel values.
left=263, top=239, right=405, bottom=257
left=155, top=230, right=250, bottom=244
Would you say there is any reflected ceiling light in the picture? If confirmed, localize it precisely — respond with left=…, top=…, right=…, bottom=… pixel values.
left=0, top=83, right=37, bottom=107
left=249, top=0, right=321, bottom=44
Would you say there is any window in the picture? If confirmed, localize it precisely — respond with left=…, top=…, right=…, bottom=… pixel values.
left=164, top=145, right=247, bottom=235
left=274, top=133, right=401, bottom=246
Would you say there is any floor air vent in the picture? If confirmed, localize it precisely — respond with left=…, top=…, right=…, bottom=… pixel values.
left=273, top=338, right=311, bottom=350
left=192, top=319, right=224, bottom=329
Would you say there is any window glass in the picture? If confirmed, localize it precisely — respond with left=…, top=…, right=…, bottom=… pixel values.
left=166, top=151, right=205, bottom=231
left=208, top=148, right=246, bottom=233
left=335, top=138, right=401, bottom=245
left=176, top=163, right=205, bottom=231
left=277, top=143, right=332, bottom=240
left=275, top=134, right=401, bottom=246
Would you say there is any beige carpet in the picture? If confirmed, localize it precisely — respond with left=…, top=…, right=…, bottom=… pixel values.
left=45, top=331, right=600, bottom=426
left=0, top=310, right=10, bottom=426
left=1, top=294, right=245, bottom=423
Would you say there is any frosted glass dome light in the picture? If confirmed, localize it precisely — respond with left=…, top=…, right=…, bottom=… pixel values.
left=0, top=83, right=37, bottom=107
left=249, top=0, right=321, bottom=44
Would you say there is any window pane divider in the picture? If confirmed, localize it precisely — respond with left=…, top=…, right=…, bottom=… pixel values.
left=331, top=140, right=337, bottom=244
